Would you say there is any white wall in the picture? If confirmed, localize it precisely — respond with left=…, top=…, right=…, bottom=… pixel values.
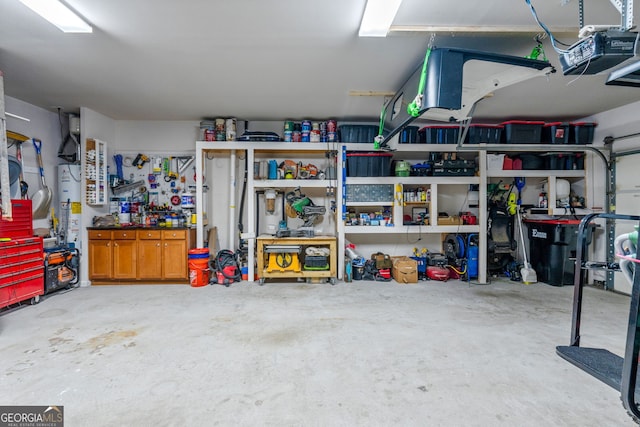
left=80, top=107, right=116, bottom=285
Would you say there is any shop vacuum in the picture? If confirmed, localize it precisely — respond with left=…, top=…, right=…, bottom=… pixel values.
left=210, top=249, right=241, bottom=286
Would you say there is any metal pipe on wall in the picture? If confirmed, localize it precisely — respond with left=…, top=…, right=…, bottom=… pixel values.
left=229, top=149, right=236, bottom=251
left=0, top=71, right=12, bottom=218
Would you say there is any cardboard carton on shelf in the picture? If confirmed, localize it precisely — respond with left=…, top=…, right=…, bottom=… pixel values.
left=437, top=216, right=463, bottom=226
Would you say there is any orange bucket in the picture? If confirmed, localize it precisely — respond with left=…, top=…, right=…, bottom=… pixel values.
left=188, top=248, right=210, bottom=287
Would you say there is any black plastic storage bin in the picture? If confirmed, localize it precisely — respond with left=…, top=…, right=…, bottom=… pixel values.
left=574, top=152, right=585, bottom=170
left=465, top=124, right=503, bottom=144
left=400, top=126, right=420, bottom=144
left=304, top=255, right=329, bottom=270
left=518, top=153, right=544, bottom=170
left=542, top=122, right=570, bottom=144
left=545, top=153, right=585, bottom=170
left=346, top=152, right=393, bottom=177
left=418, top=125, right=460, bottom=144
left=569, top=122, right=597, bottom=144
left=501, top=120, right=544, bottom=143
left=545, top=153, right=565, bottom=170
left=339, top=125, right=379, bottom=143
left=526, top=219, right=595, bottom=286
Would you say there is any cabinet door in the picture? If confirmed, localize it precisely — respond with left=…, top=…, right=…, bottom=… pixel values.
left=113, top=240, right=137, bottom=279
left=163, top=239, right=187, bottom=280
left=88, top=240, right=112, bottom=279
left=137, top=230, right=162, bottom=280
left=137, top=239, right=163, bottom=279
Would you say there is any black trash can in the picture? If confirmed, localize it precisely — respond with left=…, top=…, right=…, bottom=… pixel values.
left=525, top=219, right=594, bottom=286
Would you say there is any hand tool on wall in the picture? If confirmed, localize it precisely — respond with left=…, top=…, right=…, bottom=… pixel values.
left=114, top=154, right=124, bottom=180
left=31, top=139, right=53, bottom=219
left=164, top=156, right=178, bottom=182
left=177, top=156, right=194, bottom=175
left=152, top=157, right=162, bottom=174
left=132, top=153, right=149, bottom=169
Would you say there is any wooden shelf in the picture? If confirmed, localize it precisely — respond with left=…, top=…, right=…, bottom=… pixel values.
left=254, top=179, right=336, bottom=188
left=346, top=176, right=479, bottom=185
left=345, top=201, right=395, bottom=207
left=486, top=169, right=585, bottom=178
left=344, top=225, right=480, bottom=234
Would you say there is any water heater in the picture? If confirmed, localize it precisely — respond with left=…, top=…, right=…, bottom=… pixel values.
left=58, top=164, right=82, bottom=248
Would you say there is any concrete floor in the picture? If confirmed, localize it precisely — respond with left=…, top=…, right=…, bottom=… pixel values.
left=0, top=279, right=637, bottom=426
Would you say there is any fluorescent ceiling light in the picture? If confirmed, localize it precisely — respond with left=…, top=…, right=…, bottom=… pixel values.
left=19, top=0, right=92, bottom=33
left=359, top=0, right=403, bottom=37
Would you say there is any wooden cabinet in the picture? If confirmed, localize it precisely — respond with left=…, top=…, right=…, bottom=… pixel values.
left=137, top=230, right=162, bottom=280
left=162, top=230, right=188, bottom=280
left=88, top=230, right=113, bottom=279
left=88, top=228, right=194, bottom=284
left=113, top=230, right=136, bottom=279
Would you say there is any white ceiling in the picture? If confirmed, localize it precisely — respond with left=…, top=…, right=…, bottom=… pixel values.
left=1, top=0, right=640, bottom=123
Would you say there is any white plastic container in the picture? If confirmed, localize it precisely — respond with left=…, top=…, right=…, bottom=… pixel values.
left=487, top=154, right=505, bottom=170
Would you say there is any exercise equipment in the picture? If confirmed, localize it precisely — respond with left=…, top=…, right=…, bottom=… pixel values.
left=615, top=228, right=638, bottom=286
left=556, top=213, right=640, bottom=423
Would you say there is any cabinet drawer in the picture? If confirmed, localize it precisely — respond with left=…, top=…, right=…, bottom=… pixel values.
left=113, top=230, right=136, bottom=240
left=138, top=230, right=161, bottom=240
left=162, top=230, right=186, bottom=240
left=88, top=230, right=112, bottom=240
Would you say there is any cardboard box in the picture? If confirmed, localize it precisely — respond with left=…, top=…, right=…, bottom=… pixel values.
left=437, top=216, right=463, bottom=226
left=392, top=256, right=418, bottom=284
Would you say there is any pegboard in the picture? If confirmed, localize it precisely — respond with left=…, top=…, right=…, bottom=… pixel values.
left=111, top=150, right=196, bottom=209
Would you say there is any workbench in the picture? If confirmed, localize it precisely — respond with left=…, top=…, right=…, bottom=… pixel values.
left=256, top=235, right=337, bottom=285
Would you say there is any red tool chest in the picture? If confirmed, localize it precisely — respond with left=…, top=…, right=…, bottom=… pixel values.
left=0, top=237, right=45, bottom=308
left=0, top=200, right=44, bottom=308
left=0, top=199, right=33, bottom=238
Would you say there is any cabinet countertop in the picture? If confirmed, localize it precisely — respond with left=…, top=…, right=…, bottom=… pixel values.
left=87, top=226, right=194, bottom=231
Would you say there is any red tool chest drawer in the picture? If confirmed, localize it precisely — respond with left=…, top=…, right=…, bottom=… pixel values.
left=0, top=199, right=33, bottom=239
left=0, top=236, right=44, bottom=308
